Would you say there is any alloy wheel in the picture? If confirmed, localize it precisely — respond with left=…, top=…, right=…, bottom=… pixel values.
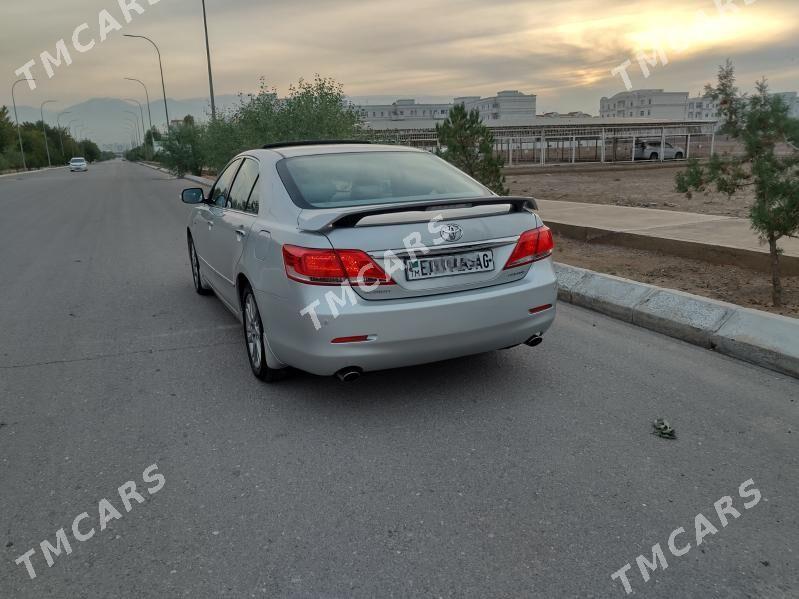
left=244, top=292, right=263, bottom=370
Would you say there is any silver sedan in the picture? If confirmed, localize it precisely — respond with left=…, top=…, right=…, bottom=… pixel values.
left=181, top=142, right=557, bottom=382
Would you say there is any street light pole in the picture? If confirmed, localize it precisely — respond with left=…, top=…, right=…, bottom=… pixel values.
left=11, top=78, right=36, bottom=170
left=201, top=0, right=216, bottom=120
left=56, top=111, right=71, bottom=156
left=66, top=119, right=80, bottom=146
left=125, top=122, right=138, bottom=149
left=124, top=111, right=141, bottom=147
left=40, top=99, right=56, bottom=167
left=124, top=98, right=147, bottom=156
left=124, top=35, right=170, bottom=131
left=124, top=78, right=153, bottom=141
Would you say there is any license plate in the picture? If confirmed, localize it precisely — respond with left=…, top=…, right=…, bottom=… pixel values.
left=405, top=250, right=495, bottom=281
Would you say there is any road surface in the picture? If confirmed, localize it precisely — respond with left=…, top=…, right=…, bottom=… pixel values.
left=0, top=161, right=796, bottom=598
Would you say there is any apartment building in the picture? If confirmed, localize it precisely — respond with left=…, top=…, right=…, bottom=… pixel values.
left=686, top=96, right=720, bottom=121
left=355, top=91, right=536, bottom=128
left=599, top=89, right=689, bottom=119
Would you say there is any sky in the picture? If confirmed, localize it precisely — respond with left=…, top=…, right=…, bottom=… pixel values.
left=2, top=0, right=798, bottom=118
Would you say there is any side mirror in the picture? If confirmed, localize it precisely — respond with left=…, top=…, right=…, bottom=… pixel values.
left=181, top=188, right=205, bottom=204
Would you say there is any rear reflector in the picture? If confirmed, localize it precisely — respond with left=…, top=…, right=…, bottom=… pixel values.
left=504, top=226, right=554, bottom=270
left=529, top=304, right=553, bottom=314
left=331, top=335, right=371, bottom=344
left=283, top=245, right=395, bottom=286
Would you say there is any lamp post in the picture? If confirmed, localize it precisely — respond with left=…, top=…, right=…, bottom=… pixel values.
left=66, top=119, right=80, bottom=139
left=201, top=0, right=216, bottom=120
left=124, top=122, right=138, bottom=149
left=123, top=35, right=170, bottom=130
left=124, top=110, right=141, bottom=147
left=124, top=78, right=153, bottom=139
left=40, top=99, right=56, bottom=167
left=56, top=111, right=71, bottom=155
left=124, top=98, right=147, bottom=156
left=11, top=78, right=36, bottom=170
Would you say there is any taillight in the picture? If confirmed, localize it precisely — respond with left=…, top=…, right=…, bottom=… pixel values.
left=504, top=226, right=554, bottom=270
left=282, top=245, right=395, bottom=286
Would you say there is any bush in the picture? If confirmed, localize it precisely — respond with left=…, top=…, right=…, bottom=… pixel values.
left=156, top=75, right=363, bottom=174
left=674, top=158, right=704, bottom=193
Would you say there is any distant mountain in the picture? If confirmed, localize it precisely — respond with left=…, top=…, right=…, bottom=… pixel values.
left=9, top=95, right=241, bottom=147
left=8, top=93, right=455, bottom=147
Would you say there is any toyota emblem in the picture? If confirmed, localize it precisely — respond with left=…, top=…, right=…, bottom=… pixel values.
left=440, top=224, right=463, bottom=242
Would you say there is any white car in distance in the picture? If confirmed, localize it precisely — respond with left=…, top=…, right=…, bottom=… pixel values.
left=69, top=157, right=88, bottom=172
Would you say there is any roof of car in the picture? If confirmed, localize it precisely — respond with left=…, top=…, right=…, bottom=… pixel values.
left=253, top=143, right=422, bottom=159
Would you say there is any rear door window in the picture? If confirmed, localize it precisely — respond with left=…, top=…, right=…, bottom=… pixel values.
left=227, top=158, right=259, bottom=212
left=245, top=176, right=260, bottom=214
left=209, top=158, right=243, bottom=207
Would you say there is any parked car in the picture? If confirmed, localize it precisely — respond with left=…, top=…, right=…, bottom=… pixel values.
left=69, top=157, right=88, bottom=172
left=633, top=140, right=685, bottom=161
left=181, top=142, right=557, bottom=382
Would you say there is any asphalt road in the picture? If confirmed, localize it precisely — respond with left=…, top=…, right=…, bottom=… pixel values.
left=0, top=161, right=797, bottom=598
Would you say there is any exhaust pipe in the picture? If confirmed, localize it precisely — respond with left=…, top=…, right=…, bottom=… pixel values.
left=336, top=367, right=363, bottom=382
left=525, top=334, right=543, bottom=347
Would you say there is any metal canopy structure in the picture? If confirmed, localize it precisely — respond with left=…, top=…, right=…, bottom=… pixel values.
left=362, top=119, right=718, bottom=166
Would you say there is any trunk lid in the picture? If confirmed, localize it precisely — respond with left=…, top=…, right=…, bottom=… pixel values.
left=301, top=197, right=542, bottom=300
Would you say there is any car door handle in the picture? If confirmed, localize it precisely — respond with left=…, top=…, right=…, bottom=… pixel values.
left=234, top=228, right=247, bottom=238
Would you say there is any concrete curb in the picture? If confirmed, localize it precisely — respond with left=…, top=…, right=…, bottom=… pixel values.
left=0, top=165, right=65, bottom=179
left=555, top=263, right=799, bottom=378
left=137, top=161, right=214, bottom=187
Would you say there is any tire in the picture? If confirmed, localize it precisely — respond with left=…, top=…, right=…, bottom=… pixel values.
left=188, top=236, right=212, bottom=295
left=241, top=285, right=286, bottom=382
left=649, top=152, right=659, bottom=160
left=674, top=152, right=684, bottom=159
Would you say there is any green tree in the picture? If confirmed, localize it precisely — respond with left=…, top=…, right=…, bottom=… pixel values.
left=79, top=139, right=101, bottom=162
left=160, top=120, right=204, bottom=177
left=0, top=106, right=16, bottom=156
left=436, top=104, right=508, bottom=195
left=178, top=75, right=362, bottom=173
left=675, top=60, right=799, bottom=306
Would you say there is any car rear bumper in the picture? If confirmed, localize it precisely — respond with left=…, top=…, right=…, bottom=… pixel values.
left=260, top=258, right=558, bottom=376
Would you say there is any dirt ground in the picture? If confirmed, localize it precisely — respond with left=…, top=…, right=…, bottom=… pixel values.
left=554, top=235, right=798, bottom=317
left=506, top=163, right=796, bottom=317
left=507, top=165, right=754, bottom=218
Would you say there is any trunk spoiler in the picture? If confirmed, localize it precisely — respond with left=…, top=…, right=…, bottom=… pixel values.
left=297, top=196, right=538, bottom=232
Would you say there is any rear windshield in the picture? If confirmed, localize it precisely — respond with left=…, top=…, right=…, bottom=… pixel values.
left=276, top=151, right=489, bottom=209
left=71, top=158, right=86, bottom=163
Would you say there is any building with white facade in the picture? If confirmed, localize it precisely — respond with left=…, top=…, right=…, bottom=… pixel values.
left=356, top=98, right=452, bottom=123
left=599, top=90, right=689, bottom=120
left=355, top=91, right=536, bottom=129
left=685, top=91, right=798, bottom=124
left=462, top=90, right=537, bottom=122
left=686, top=96, right=720, bottom=121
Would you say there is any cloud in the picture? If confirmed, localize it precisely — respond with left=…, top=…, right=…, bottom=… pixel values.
left=1, top=0, right=796, bottom=122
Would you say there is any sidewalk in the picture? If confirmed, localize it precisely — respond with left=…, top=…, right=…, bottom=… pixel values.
left=538, top=199, right=799, bottom=275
